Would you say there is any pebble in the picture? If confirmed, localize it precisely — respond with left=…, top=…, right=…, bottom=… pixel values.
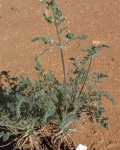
left=11, top=6, right=19, bottom=12
left=91, top=40, right=105, bottom=45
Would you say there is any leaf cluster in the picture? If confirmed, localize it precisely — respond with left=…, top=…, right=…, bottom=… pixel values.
left=0, top=49, right=115, bottom=143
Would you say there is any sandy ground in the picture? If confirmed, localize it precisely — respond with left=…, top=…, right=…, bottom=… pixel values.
left=0, top=0, right=120, bottom=149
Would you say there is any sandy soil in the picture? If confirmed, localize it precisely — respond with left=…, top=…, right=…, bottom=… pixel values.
left=0, top=0, right=120, bottom=149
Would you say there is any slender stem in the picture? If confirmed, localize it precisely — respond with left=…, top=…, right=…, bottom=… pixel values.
left=0, top=141, right=14, bottom=148
left=52, top=8, right=67, bottom=114
left=78, top=57, right=92, bottom=100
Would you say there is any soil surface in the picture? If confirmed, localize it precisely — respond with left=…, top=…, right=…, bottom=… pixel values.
left=0, top=0, right=120, bottom=149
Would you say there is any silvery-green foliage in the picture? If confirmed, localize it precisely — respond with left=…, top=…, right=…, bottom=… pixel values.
left=0, top=51, right=115, bottom=142
left=0, top=0, right=115, bottom=146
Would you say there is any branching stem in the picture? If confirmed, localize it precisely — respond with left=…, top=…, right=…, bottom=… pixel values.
left=52, top=8, right=67, bottom=115
left=78, top=57, right=92, bottom=100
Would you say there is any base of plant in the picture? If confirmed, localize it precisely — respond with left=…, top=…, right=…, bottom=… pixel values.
left=39, top=124, right=75, bottom=150
left=0, top=124, right=75, bottom=150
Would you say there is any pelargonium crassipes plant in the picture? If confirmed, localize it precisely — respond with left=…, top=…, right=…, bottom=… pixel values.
left=0, top=0, right=115, bottom=149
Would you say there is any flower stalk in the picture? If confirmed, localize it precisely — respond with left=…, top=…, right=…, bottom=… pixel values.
left=52, top=7, right=67, bottom=115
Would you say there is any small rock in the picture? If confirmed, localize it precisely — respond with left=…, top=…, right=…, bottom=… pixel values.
left=91, top=40, right=105, bottom=45
left=11, top=6, right=19, bottom=12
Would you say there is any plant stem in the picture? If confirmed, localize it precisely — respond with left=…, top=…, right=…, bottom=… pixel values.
left=78, top=57, right=92, bottom=100
left=52, top=8, right=67, bottom=115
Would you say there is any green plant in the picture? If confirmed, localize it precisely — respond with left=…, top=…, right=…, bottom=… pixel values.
left=0, top=0, right=115, bottom=149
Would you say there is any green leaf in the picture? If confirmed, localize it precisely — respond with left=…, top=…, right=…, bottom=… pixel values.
left=55, top=8, right=62, bottom=17
left=32, top=36, right=43, bottom=42
left=35, top=54, right=39, bottom=63
left=66, top=33, right=76, bottom=39
left=32, top=37, right=54, bottom=45
left=47, top=1, right=57, bottom=9
left=80, top=45, right=106, bottom=65
left=35, top=55, right=44, bottom=75
left=77, top=34, right=87, bottom=40
left=60, top=113, right=78, bottom=130
left=60, top=18, right=65, bottom=22
left=44, top=14, right=53, bottom=23
left=102, top=91, right=115, bottom=104
left=1, top=131, right=11, bottom=142
left=100, top=117, right=109, bottom=129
